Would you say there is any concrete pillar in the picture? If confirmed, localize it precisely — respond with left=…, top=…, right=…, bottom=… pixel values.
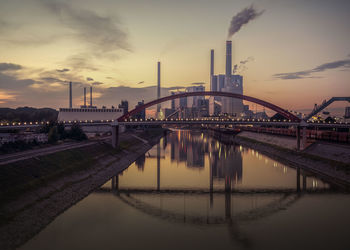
left=296, top=126, right=301, bottom=151
left=302, top=126, right=307, bottom=150
left=225, top=188, right=231, bottom=219
left=302, top=175, right=307, bottom=191
left=297, top=168, right=301, bottom=192
left=209, top=162, right=213, bottom=208
left=225, top=176, right=231, bottom=192
left=112, top=121, right=119, bottom=148
left=111, top=175, right=119, bottom=191
left=111, top=176, right=115, bottom=190
left=157, top=143, right=160, bottom=191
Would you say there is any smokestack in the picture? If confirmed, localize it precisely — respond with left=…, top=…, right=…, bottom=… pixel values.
left=84, top=87, right=86, bottom=107
left=69, top=81, right=72, bottom=108
left=210, top=49, right=214, bottom=77
left=157, top=61, right=161, bottom=115
left=226, top=41, right=232, bottom=78
left=90, top=86, right=92, bottom=107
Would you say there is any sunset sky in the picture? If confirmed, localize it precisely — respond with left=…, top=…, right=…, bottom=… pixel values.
left=0, top=0, right=349, bottom=111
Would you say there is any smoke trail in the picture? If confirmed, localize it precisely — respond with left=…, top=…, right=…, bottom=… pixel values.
left=232, top=57, right=254, bottom=74
left=228, top=5, right=264, bottom=38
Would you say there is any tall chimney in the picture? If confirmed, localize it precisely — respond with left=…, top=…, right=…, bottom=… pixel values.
left=210, top=49, right=214, bottom=77
left=84, top=87, right=86, bottom=107
left=225, top=41, right=232, bottom=79
left=90, top=86, right=92, bottom=107
left=157, top=61, right=161, bottom=115
left=69, top=81, right=72, bottom=108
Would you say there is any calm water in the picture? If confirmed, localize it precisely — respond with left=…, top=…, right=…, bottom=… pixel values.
left=20, top=130, right=350, bottom=250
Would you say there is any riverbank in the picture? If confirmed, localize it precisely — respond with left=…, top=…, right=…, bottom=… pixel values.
left=0, top=128, right=166, bottom=250
left=234, top=131, right=350, bottom=189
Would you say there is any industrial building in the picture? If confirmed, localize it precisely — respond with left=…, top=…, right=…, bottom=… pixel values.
left=209, top=41, right=244, bottom=117
left=58, top=82, right=124, bottom=122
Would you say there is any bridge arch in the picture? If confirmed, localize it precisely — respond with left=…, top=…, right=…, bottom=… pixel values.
left=117, top=91, right=301, bottom=122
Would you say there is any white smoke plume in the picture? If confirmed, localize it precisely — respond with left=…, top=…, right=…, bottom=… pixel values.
left=228, top=5, right=264, bottom=38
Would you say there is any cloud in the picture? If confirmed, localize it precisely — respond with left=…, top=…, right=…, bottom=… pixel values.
left=0, top=90, right=17, bottom=104
left=92, top=81, right=103, bottom=86
left=273, top=58, right=350, bottom=80
left=0, top=72, right=35, bottom=90
left=64, top=53, right=99, bottom=71
left=228, top=5, right=264, bottom=38
left=0, top=63, right=22, bottom=71
left=56, top=68, right=70, bottom=73
left=41, top=0, right=131, bottom=58
left=86, top=77, right=94, bottom=81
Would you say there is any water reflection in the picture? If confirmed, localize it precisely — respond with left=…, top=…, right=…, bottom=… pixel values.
left=101, top=129, right=331, bottom=248
left=19, top=129, right=348, bottom=250
left=116, top=129, right=329, bottom=191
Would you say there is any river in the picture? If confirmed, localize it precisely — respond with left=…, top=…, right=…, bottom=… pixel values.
left=19, top=129, right=350, bottom=250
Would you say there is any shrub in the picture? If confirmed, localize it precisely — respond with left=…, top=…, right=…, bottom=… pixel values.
left=68, top=123, right=87, bottom=141
left=48, top=126, right=59, bottom=143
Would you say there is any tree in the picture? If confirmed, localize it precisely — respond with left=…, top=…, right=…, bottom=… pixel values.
left=57, top=123, right=67, bottom=139
left=48, top=126, right=59, bottom=143
left=68, top=123, right=87, bottom=141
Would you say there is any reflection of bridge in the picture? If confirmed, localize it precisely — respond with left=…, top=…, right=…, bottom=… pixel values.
left=95, top=177, right=330, bottom=249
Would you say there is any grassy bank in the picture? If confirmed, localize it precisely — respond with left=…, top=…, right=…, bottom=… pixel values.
left=0, top=129, right=164, bottom=206
left=236, top=135, right=350, bottom=172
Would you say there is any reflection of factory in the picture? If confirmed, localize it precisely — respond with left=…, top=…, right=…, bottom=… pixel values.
left=169, top=131, right=206, bottom=168
left=168, top=130, right=242, bottom=183
left=210, top=142, right=242, bottom=184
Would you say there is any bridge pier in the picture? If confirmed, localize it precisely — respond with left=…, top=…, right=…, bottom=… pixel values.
left=296, top=126, right=301, bottom=151
left=297, top=167, right=301, bottom=192
left=297, top=122, right=308, bottom=151
left=112, top=121, right=119, bottom=148
left=111, top=175, right=119, bottom=191
left=157, top=143, right=160, bottom=191
left=302, top=174, right=307, bottom=191
left=302, top=126, right=307, bottom=150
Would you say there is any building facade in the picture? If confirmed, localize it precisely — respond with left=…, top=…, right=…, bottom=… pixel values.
left=58, top=108, right=124, bottom=122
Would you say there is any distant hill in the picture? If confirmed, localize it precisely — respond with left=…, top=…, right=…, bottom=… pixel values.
left=0, top=107, right=58, bottom=122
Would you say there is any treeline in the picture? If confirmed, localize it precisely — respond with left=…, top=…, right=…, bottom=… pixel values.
left=41, top=122, right=87, bottom=143
left=0, top=107, right=58, bottom=122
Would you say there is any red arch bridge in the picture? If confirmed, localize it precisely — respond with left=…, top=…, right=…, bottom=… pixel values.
left=117, top=91, right=301, bottom=122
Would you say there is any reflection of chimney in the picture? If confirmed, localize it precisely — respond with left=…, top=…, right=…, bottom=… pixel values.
left=226, top=41, right=232, bottom=78
left=69, top=81, right=72, bottom=108
left=84, top=87, right=86, bottom=107
left=157, top=61, right=161, bottom=115
left=90, top=86, right=92, bottom=107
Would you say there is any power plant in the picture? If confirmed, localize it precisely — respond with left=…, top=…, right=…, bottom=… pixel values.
left=60, top=40, right=246, bottom=121
left=58, top=83, right=124, bottom=122
left=209, top=40, right=244, bottom=117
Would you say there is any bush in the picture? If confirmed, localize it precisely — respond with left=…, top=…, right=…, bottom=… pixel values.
left=57, top=123, right=67, bottom=139
left=68, top=123, right=87, bottom=141
left=48, top=126, right=59, bottom=144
